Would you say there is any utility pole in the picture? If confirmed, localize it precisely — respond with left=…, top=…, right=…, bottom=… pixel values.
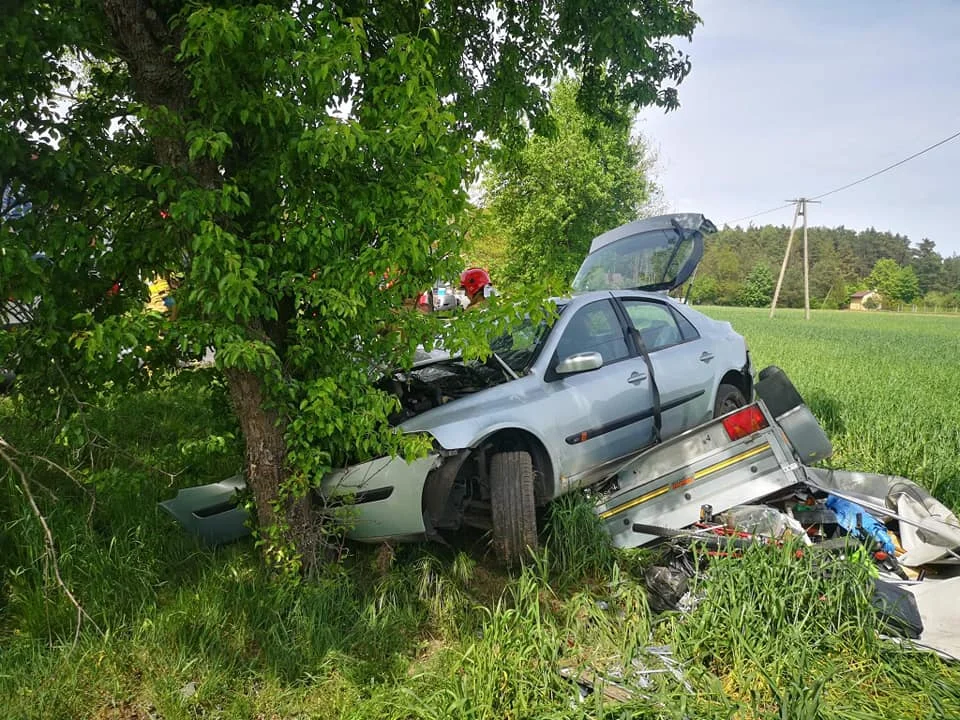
left=769, top=198, right=820, bottom=319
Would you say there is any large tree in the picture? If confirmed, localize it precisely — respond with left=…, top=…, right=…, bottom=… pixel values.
left=911, top=238, right=943, bottom=296
left=1, top=0, right=699, bottom=570
left=483, top=77, right=660, bottom=288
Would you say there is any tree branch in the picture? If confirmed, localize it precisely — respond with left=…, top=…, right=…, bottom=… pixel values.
left=21, top=449, right=97, bottom=525
left=0, top=438, right=102, bottom=641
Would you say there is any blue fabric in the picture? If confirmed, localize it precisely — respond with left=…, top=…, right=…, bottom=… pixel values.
left=825, top=495, right=895, bottom=554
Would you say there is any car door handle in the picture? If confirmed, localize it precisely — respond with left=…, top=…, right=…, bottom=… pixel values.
left=699, top=351, right=714, bottom=364
left=627, top=371, right=647, bottom=384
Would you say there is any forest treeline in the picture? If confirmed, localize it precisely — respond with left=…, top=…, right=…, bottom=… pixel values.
left=689, top=224, right=960, bottom=309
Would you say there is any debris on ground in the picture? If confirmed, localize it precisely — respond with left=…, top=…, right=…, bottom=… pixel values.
left=593, top=366, right=960, bottom=660
left=560, top=645, right=693, bottom=704
left=630, top=473, right=960, bottom=659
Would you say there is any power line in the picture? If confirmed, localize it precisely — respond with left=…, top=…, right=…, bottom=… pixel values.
left=809, top=128, right=960, bottom=201
left=720, top=127, right=960, bottom=226
left=723, top=202, right=794, bottom=225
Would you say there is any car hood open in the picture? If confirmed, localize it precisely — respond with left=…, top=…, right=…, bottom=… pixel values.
left=571, top=213, right=717, bottom=293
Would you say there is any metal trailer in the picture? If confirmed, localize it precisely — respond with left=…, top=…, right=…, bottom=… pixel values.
left=593, top=394, right=832, bottom=549
left=592, top=384, right=960, bottom=660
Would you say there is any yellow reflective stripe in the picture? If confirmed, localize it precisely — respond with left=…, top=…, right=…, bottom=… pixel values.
left=598, top=484, right=670, bottom=520
left=692, top=443, right=770, bottom=480
left=598, top=443, right=771, bottom=521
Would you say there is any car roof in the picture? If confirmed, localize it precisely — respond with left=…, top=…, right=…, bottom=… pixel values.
left=552, top=289, right=681, bottom=308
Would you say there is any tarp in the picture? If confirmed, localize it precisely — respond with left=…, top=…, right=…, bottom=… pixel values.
left=903, top=576, right=960, bottom=660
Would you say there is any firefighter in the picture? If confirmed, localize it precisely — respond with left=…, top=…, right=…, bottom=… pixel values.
left=459, top=267, right=492, bottom=310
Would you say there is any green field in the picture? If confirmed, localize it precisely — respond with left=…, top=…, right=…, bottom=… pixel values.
left=2, top=308, right=959, bottom=719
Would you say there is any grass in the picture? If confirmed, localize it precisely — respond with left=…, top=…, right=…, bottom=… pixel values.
left=1, top=308, right=959, bottom=719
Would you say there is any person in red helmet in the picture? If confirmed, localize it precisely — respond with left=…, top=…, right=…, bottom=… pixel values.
left=460, top=267, right=492, bottom=309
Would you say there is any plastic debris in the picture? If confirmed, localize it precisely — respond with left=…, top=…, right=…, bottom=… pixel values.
left=723, top=504, right=810, bottom=543
left=560, top=644, right=693, bottom=704
left=825, top=494, right=896, bottom=555
left=644, top=565, right=689, bottom=614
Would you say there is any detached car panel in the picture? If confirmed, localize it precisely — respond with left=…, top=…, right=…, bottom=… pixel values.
left=321, top=454, right=443, bottom=541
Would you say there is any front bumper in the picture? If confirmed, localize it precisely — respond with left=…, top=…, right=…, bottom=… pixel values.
left=321, top=453, right=442, bottom=541
left=160, top=453, right=443, bottom=546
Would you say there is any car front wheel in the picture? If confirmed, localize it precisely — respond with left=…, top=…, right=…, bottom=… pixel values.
left=713, top=383, right=747, bottom=418
left=490, top=449, right=538, bottom=565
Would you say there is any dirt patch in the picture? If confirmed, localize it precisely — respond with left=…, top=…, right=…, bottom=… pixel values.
left=92, top=701, right=150, bottom=720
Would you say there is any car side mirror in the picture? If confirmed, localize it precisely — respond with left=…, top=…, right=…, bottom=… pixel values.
left=556, top=351, right=603, bottom=375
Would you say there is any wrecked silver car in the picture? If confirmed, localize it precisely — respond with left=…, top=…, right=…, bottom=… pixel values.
left=164, top=213, right=754, bottom=561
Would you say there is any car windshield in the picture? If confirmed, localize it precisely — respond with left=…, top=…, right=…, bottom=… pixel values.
left=572, top=228, right=696, bottom=292
left=487, top=313, right=556, bottom=374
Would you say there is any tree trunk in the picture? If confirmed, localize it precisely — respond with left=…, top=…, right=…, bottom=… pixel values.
left=102, top=0, right=324, bottom=571
left=226, top=367, right=323, bottom=572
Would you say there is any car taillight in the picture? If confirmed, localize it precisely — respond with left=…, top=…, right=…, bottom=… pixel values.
left=721, top=404, right=768, bottom=441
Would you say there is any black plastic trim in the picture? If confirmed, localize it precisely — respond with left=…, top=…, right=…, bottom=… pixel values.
left=564, top=389, right=705, bottom=445
left=324, top=486, right=395, bottom=508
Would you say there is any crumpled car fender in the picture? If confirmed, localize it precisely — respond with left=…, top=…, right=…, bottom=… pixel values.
left=418, top=417, right=560, bottom=468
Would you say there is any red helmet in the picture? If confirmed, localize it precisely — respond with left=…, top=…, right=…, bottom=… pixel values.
left=460, top=267, right=491, bottom=297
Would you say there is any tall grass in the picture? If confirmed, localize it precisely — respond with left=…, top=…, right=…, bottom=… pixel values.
left=3, top=311, right=960, bottom=718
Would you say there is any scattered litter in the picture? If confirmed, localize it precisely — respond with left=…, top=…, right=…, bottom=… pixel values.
left=644, top=565, right=689, bottom=614
left=179, top=681, right=197, bottom=699
left=825, top=494, right=896, bottom=554
left=723, top=504, right=809, bottom=544
left=560, top=645, right=692, bottom=704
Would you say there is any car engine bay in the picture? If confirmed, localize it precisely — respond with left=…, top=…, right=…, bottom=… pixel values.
left=379, top=360, right=511, bottom=424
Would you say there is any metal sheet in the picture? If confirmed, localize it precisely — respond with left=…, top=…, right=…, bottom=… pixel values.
left=904, top=576, right=960, bottom=660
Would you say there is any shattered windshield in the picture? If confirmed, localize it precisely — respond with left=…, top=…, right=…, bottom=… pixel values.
left=572, top=228, right=696, bottom=292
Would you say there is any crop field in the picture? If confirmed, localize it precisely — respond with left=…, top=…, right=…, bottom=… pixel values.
left=1, top=308, right=960, bottom=719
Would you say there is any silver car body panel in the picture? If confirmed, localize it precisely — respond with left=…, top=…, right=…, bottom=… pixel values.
left=321, top=454, right=443, bottom=541
left=402, top=290, right=749, bottom=498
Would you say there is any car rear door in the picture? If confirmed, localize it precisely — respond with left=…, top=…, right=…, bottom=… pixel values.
left=617, top=297, right=716, bottom=438
left=541, top=298, right=657, bottom=486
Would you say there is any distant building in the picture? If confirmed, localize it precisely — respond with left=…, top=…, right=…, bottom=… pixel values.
left=849, top=290, right=881, bottom=311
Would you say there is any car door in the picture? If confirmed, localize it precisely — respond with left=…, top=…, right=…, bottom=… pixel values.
left=542, top=299, right=656, bottom=485
left=617, top=297, right=716, bottom=438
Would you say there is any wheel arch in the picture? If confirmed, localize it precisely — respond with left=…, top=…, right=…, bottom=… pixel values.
left=719, top=367, right=753, bottom=403
left=481, top=428, right=554, bottom=506
left=420, top=426, right=557, bottom=541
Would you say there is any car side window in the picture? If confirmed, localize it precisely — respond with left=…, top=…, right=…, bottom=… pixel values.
left=671, top=307, right=700, bottom=342
left=621, top=300, right=690, bottom=352
left=555, top=300, right=630, bottom=365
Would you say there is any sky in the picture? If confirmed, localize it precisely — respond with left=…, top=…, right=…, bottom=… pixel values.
left=638, top=0, right=960, bottom=256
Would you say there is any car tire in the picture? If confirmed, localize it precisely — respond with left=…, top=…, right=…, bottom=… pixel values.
left=490, top=449, right=538, bottom=565
left=713, top=383, right=746, bottom=418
